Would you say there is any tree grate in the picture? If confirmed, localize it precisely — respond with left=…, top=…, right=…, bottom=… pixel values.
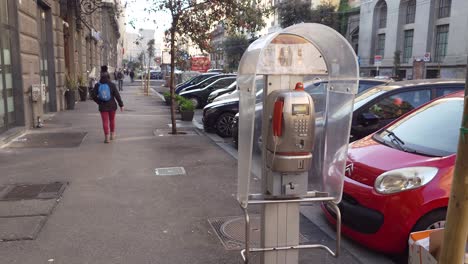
left=8, top=132, right=87, bottom=148
left=0, top=182, right=68, bottom=201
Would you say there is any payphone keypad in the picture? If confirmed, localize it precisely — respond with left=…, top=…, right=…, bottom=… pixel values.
left=293, top=119, right=308, bottom=137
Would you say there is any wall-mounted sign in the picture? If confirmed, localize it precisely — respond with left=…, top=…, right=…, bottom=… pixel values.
left=423, top=52, right=431, bottom=62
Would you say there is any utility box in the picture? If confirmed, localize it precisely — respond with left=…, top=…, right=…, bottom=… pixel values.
left=31, top=84, right=44, bottom=128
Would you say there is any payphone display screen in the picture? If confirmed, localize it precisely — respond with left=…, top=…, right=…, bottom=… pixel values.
left=292, top=104, right=309, bottom=115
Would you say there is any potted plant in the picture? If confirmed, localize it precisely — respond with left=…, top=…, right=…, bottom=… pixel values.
left=179, top=98, right=195, bottom=121
left=65, top=74, right=78, bottom=110
left=175, top=94, right=185, bottom=112
left=77, top=75, right=87, bottom=101
left=163, top=91, right=172, bottom=106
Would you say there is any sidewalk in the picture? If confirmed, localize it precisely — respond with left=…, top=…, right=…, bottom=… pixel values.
left=0, top=79, right=387, bottom=263
left=0, top=80, right=241, bottom=263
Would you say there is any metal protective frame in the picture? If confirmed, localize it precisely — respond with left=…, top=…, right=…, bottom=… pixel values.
left=240, top=194, right=342, bottom=264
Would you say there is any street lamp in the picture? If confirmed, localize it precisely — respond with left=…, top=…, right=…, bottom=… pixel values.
left=79, top=0, right=104, bottom=15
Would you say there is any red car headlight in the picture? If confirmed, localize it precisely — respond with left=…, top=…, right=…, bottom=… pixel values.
left=374, top=167, right=438, bottom=194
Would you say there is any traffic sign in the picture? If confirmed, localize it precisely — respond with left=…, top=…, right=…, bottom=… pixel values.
left=374, top=55, right=383, bottom=66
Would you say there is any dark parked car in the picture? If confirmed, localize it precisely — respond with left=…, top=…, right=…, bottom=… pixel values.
left=231, top=78, right=393, bottom=146
left=206, top=81, right=237, bottom=104
left=203, top=80, right=264, bottom=137
left=175, top=73, right=220, bottom=94
left=178, top=74, right=235, bottom=95
left=203, top=94, right=262, bottom=138
left=150, top=70, right=162, bottom=79
left=180, top=76, right=237, bottom=108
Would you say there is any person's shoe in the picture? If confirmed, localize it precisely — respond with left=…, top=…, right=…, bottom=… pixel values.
left=110, top=132, right=116, bottom=140
left=104, top=135, right=110, bottom=143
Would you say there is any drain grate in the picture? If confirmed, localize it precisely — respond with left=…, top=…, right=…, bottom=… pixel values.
left=155, top=167, right=186, bottom=176
left=208, top=215, right=309, bottom=251
left=0, top=182, right=68, bottom=201
left=8, top=132, right=87, bottom=148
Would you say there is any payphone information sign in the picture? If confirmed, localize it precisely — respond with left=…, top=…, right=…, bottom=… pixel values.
left=237, top=23, right=359, bottom=206
left=239, top=34, right=327, bottom=76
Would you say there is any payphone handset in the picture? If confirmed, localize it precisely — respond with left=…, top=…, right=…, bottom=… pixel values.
left=266, top=83, right=315, bottom=173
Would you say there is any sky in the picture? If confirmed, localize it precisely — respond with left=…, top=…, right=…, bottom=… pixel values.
left=124, top=0, right=171, bottom=40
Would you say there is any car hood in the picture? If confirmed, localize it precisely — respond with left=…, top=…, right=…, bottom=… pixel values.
left=215, top=90, right=239, bottom=101
left=204, top=98, right=239, bottom=109
left=347, top=136, right=450, bottom=186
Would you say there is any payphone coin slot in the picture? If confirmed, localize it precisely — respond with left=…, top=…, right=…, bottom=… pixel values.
left=298, top=159, right=304, bottom=169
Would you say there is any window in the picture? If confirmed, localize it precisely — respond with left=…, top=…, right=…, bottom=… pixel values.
left=435, top=86, right=463, bottom=97
left=438, top=0, right=452, bottom=19
left=368, top=90, right=431, bottom=120
left=358, top=81, right=384, bottom=94
left=379, top=3, right=388, bottom=28
left=210, top=78, right=235, bottom=89
left=435, top=25, right=449, bottom=62
left=378, top=98, right=462, bottom=156
left=376, top=34, right=386, bottom=56
left=406, top=0, right=416, bottom=24
left=0, top=0, right=15, bottom=131
left=403, top=30, right=414, bottom=63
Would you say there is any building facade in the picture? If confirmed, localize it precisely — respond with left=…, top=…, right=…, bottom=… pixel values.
left=0, top=0, right=122, bottom=135
left=209, top=24, right=226, bottom=69
left=124, top=29, right=156, bottom=66
left=358, top=0, right=468, bottom=79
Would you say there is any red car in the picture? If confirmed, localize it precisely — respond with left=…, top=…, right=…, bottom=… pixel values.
left=323, top=91, right=464, bottom=254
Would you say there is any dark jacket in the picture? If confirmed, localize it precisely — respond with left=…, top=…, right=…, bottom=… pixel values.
left=92, top=81, right=124, bottom=112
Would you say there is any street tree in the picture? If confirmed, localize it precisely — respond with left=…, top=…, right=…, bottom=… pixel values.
left=310, top=1, right=339, bottom=30
left=144, top=0, right=270, bottom=134
left=146, top=39, right=156, bottom=94
left=277, top=0, right=313, bottom=28
left=223, top=34, right=250, bottom=72
left=337, top=0, right=351, bottom=35
left=137, top=51, right=146, bottom=72
left=175, top=49, right=191, bottom=71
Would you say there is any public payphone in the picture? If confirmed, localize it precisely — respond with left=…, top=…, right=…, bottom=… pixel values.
left=236, top=23, right=359, bottom=264
left=265, top=84, right=315, bottom=196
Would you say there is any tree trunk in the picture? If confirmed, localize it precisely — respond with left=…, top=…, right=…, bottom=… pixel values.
left=146, top=61, right=150, bottom=96
left=169, top=28, right=177, bottom=135
left=439, top=65, right=468, bottom=264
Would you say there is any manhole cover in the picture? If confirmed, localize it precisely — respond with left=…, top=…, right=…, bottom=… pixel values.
left=8, top=132, right=87, bottom=148
left=209, top=215, right=309, bottom=251
left=0, top=182, right=68, bottom=201
left=154, top=167, right=186, bottom=176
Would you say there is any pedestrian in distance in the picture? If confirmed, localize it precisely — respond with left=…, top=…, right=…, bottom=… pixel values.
left=92, top=72, right=124, bottom=143
left=117, top=69, right=124, bottom=91
left=129, top=69, right=135, bottom=83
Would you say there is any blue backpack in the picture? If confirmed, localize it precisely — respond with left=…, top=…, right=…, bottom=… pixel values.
left=97, top=83, right=111, bottom=102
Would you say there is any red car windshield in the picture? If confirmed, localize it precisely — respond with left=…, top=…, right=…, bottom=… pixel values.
left=374, top=97, right=463, bottom=157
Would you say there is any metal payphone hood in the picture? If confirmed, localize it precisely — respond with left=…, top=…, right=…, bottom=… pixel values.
left=236, top=23, right=359, bottom=206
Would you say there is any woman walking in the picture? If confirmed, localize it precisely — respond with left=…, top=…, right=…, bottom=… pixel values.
left=92, top=72, right=124, bottom=143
